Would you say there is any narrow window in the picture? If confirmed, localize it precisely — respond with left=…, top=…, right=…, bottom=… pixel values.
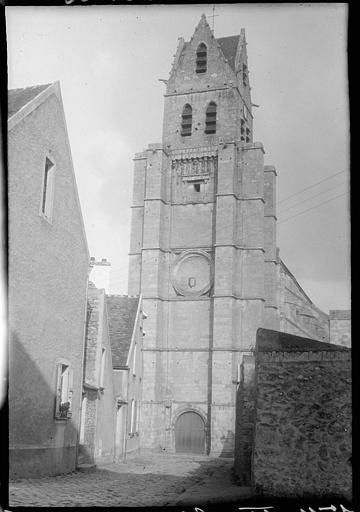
left=240, top=118, right=245, bottom=137
left=41, top=157, right=55, bottom=219
left=79, top=396, right=87, bottom=444
left=187, top=181, right=204, bottom=193
left=243, top=104, right=248, bottom=120
left=55, top=363, right=73, bottom=419
left=196, top=43, right=207, bottom=74
left=99, top=348, right=106, bottom=388
left=205, top=102, right=217, bottom=134
left=136, top=402, right=140, bottom=433
left=181, top=104, right=192, bottom=136
left=133, top=344, right=137, bottom=376
left=243, top=64, right=248, bottom=86
left=130, top=399, right=135, bottom=433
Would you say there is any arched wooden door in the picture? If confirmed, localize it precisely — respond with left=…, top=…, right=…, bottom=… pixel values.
left=175, top=412, right=205, bottom=454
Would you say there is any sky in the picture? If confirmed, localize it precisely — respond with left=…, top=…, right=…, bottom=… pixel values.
left=6, top=3, right=350, bottom=313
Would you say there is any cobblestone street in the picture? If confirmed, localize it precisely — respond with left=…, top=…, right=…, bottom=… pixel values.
left=9, top=453, right=254, bottom=507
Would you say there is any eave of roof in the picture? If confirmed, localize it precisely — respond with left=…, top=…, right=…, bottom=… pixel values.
left=8, top=83, right=53, bottom=118
left=8, top=82, right=56, bottom=130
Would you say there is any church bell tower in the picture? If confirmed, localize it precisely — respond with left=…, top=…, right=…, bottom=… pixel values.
left=128, top=15, right=278, bottom=456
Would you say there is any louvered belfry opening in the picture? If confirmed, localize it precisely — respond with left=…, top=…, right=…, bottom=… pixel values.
left=196, top=43, right=207, bottom=73
left=205, top=102, right=217, bottom=134
left=181, top=104, right=193, bottom=136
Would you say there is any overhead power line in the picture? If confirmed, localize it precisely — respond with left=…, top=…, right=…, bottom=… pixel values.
left=277, top=170, right=347, bottom=205
left=278, top=191, right=349, bottom=225
left=278, top=180, right=348, bottom=215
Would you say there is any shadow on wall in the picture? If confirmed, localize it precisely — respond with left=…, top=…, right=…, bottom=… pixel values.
left=8, top=333, right=92, bottom=478
left=219, top=430, right=235, bottom=458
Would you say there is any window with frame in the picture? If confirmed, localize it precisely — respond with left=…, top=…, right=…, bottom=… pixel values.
left=136, top=402, right=140, bottom=433
left=196, top=43, right=207, bottom=74
left=130, top=399, right=136, bottom=434
left=133, top=344, right=137, bottom=376
left=181, top=104, right=192, bottom=137
left=99, top=348, right=106, bottom=388
left=55, top=363, right=73, bottom=420
left=41, top=156, right=55, bottom=220
left=205, top=102, right=217, bottom=134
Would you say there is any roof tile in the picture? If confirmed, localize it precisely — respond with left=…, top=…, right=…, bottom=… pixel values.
left=106, top=296, right=139, bottom=367
left=216, top=35, right=240, bottom=72
left=8, top=83, right=52, bottom=118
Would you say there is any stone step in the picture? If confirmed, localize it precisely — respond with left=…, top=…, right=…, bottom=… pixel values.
left=76, top=463, right=97, bottom=473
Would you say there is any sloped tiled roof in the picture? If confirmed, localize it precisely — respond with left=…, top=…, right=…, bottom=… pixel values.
left=106, top=296, right=139, bottom=367
left=257, top=328, right=350, bottom=353
left=216, top=35, right=240, bottom=72
left=8, top=83, right=52, bottom=118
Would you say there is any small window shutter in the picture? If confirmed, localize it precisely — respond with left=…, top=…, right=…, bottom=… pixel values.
left=55, top=363, right=62, bottom=418
left=67, top=368, right=74, bottom=417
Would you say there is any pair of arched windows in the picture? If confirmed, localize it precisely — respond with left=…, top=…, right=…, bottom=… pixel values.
left=181, top=102, right=217, bottom=136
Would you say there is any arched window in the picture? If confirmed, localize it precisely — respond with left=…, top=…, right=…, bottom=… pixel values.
left=196, top=43, right=207, bottom=74
left=181, top=104, right=192, bottom=137
left=205, top=102, right=217, bottom=134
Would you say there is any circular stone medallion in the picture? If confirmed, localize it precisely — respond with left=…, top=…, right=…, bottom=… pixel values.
left=171, top=250, right=213, bottom=297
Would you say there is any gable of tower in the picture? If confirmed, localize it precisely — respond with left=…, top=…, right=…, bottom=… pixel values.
left=167, top=15, right=239, bottom=95
left=163, top=17, right=253, bottom=148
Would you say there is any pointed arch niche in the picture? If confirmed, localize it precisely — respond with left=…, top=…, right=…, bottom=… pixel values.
left=196, top=43, right=207, bottom=74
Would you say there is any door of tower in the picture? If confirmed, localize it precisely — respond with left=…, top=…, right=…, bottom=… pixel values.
left=174, top=412, right=205, bottom=454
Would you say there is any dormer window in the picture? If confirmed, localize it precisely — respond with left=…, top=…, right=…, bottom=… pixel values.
left=181, top=104, right=192, bottom=137
left=196, top=43, right=207, bottom=74
left=205, top=102, right=217, bottom=134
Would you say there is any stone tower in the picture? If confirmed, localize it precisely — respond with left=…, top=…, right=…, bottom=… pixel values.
left=128, top=15, right=279, bottom=456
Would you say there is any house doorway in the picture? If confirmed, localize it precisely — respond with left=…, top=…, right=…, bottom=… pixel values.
left=175, top=411, right=205, bottom=454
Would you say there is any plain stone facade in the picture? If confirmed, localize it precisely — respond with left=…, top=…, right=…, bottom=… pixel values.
left=8, top=82, right=89, bottom=477
left=234, top=329, right=351, bottom=500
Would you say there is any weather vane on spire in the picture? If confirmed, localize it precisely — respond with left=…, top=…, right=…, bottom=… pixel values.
left=208, top=4, right=219, bottom=33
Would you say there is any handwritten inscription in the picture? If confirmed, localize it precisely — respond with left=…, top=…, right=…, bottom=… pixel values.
left=181, top=505, right=354, bottom=512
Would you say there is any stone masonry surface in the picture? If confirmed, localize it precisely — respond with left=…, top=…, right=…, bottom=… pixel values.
left=253, top=352, right=351, bottom=499
left=9, top=453, right=253, bottom=507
